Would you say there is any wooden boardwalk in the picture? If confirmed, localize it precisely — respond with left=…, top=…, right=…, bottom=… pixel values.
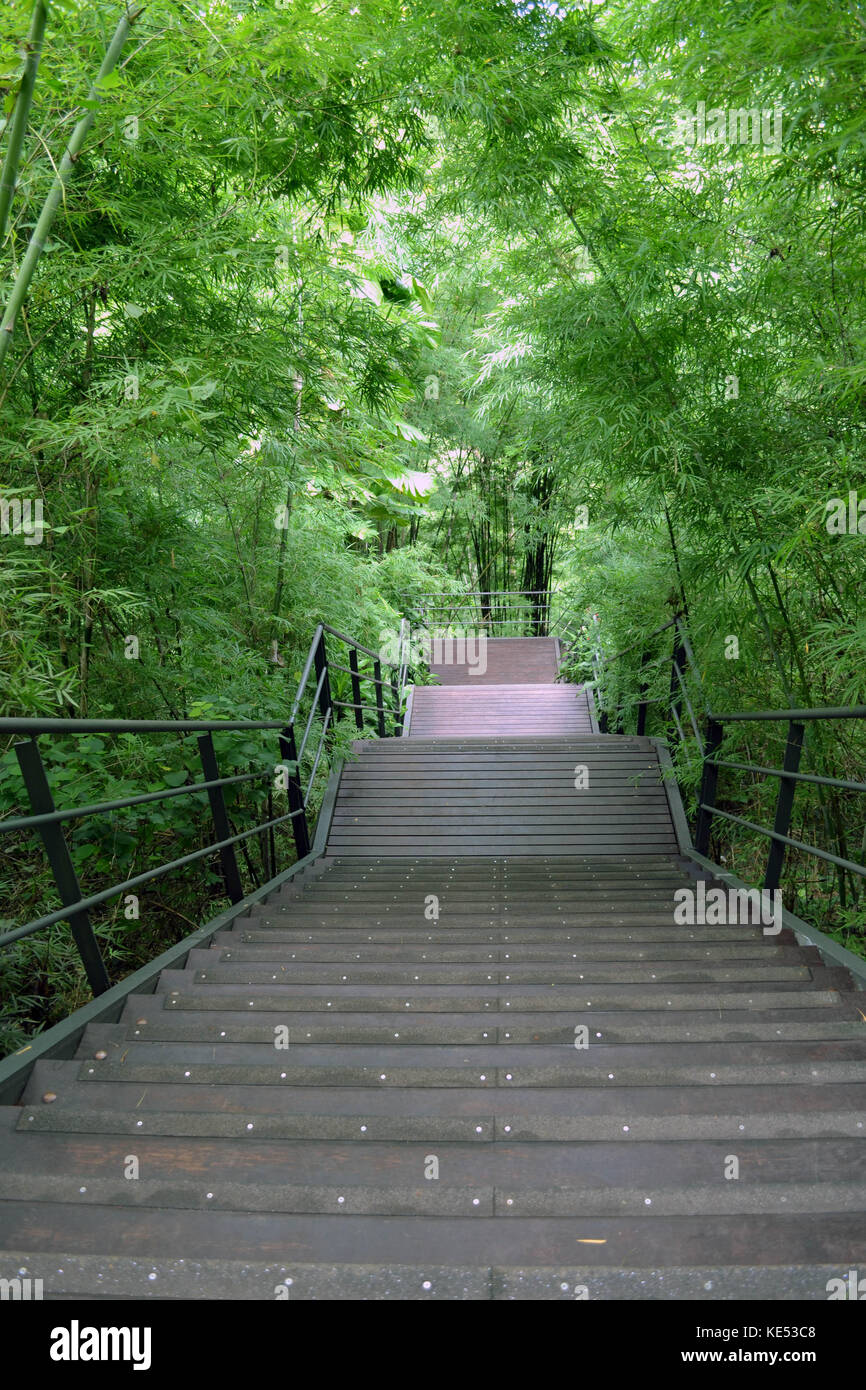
left=1, top=639, right=864, bottom=1299
left=426, top=635, right=561, bottom=685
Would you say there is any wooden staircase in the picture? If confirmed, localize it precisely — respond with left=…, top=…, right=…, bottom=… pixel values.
left=329, top=737, right=678, bottom=857
left=409, top=635, right=595, bottom=736
left=1, top=642, right=864, bottom=1299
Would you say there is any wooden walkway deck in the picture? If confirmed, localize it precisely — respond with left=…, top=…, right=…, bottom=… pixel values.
left=1, top=639, right=864, bottom=1299
left=426, top=635, right=561, bottom=685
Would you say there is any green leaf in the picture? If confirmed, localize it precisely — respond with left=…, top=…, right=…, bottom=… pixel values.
left=162, top=770, right=190, bottom=788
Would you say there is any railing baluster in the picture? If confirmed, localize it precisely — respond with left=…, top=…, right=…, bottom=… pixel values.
left=279, top=725, right=311, bottom=859
left=694, top=718, right=723, bottom=855
left=636, top=650, right=650, bottom=736
left=197, top=733, right=244, bottom=904
left=373, top=658, right=387, bottom=737
left=348, top=648, right=364, bottom=731
left=763, top=721, right=805, bottom=892
left=267, top=788, right=277, bottom=878
left=314, top=627, right=333, bottom=723
left=390, top=663, right=402, bottom=733
left=14, top=738, right=110, bottom=995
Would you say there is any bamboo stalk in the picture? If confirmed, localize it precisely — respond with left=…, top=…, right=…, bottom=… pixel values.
left=0, top=5, right=144, bottom=370
left=0, top=0, right=49, bottom=246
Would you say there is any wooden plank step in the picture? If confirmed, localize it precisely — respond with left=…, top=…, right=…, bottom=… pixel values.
left=367, top=758, right=653, bottom=769
left=71, top=1057, right=866, bottom=1088
left=112, top=1011, right=866, bottom=1046
left=255, top=898, right=701, bottom=912
left=7, top=1112, right=860, bottom=1193
left=121, top=988, right=859, bottom=1020
left=250, top=910, right=731, bottom=923
left=19, top=1103, right=866, bottom=1144
left=24, top=1061, right=866, bottom=1121
left=312, top=853, right=683, bottom=864
left=293, top=873, right=690, bottom=886
left=185, top=962, right=817, bottom=986
left=322, top=839, right=681, bottom=850
left=228, top=926, right=794, bottom=944
left=209, top=939, right=811, bottom=964
left=300, top=875, right=689, bottom=888
left=152, top=980, right=847, bottom=1009
left=73, top=1037, right=866, bottom=1071
left=361, top=737, right=655, bottom=749
left=2, top=1168, right=862, bottom=1219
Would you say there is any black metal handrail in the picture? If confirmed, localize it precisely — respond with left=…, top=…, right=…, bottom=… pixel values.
left=592, top=615, right=866, bottom=901
left=694, top=708, right=866, bottom=892
left=591, top=612, right=698, bottom=743
left=406, top=589, right=556, bottom=637
left=0, top=620, right=404, bottom=1003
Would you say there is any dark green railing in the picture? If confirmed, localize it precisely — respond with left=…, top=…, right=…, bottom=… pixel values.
left=405, top=590, right=555, bottom=638
left=592, top=616, right=866, bottom=897
left=0, top=621, right=406, bottom=1000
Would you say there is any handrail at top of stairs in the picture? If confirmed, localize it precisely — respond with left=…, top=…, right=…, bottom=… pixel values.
left=404, top=589, right=556, bottom=637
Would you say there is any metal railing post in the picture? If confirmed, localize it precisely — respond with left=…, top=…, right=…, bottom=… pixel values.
left=197, top=733, right=244, bottom=904
left=390, top=663, right=403, bottom=734
left=279, top=725, right=311, bottom=859
left=14, top=738, right=110, bottom=995
left=694, top=718, right=723, bottom=855
left=763, top=721, right=805, bottom=892
left=314, top=627, right=333, bottom=722
left=372, top=659, right=387, bottom=738
left=636, top=650, right=651, bottom=736
left=348, top=648, right=364, bottom=732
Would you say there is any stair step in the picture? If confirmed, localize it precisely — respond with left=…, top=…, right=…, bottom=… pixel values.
left=153, top=981, right=847, bottom=1010
left=231, top=926, right=795, bottom=945
left=2, top=1166, right=862, bottom=1218
left=72, top=1037, right=866, bottom=1079
left=0, top=1202, right=862, bottom=1268
left=185, top=960, right=817, bottom=987
left=24, top=1060, right=866, bottom=1122
left=209, top=939, right=812, bottom=965
left=18, top=1103, right=866, bottom=1143
left=72, top=1055, right=866, bottom=1088
left=112, top=1009, right=866, bottom=1046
